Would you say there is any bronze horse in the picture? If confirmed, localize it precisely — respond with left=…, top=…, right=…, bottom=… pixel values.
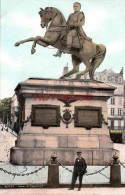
left=15, top=7, right=106, bottom=80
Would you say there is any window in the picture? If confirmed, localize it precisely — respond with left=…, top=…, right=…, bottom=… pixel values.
left=118, top=98, right=122, bottom=105
left=118, top=108, right=122, bottom=116
left=118, top=77, right=122, bottom=83
left=118, top=120, right=121, bottom=129
left=111, top=97, right=115, bottom=105
left=111, top=120, right=114, bottom=129
left=111, top=108, right=115, bottom=116
left=111, top=77, right=115, bottom=82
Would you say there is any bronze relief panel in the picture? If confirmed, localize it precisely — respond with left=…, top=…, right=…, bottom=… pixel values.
left=75, top=106, right=102, bottom=129
left=31, top=105, right=60, bottom=128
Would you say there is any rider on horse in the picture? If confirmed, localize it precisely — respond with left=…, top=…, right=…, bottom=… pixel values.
left=53, top=2, right=92, bottom=57
left=14, top=3, right=106, bottom=80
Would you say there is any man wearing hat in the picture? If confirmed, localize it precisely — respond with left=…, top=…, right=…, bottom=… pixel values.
left=68, top=151, right=87, bottom=191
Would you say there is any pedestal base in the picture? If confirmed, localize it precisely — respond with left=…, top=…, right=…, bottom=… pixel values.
left=10, top=147, right=118, bottom=165
left=10, top=78, right=118, bottom=166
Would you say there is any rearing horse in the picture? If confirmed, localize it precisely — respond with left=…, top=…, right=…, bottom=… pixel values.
left=15, top=7, right=106, bottom=80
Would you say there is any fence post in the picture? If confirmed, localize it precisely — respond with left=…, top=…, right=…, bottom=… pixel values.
left=110, top=152, right=121, bottom=187
left=47, top=153, right=59, bottom=188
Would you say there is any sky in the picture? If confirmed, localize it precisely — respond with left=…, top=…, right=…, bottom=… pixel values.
left=0, top=0, right=125, bottom=99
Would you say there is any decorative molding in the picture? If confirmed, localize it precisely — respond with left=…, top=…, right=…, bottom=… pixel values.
left=101, top=114, right=108, bottom=125
left=60, top=109, right=74, bottom=128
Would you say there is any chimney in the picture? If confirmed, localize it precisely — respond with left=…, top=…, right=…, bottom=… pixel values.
left=63, top=63, right=69, bottom=76
left=120, top=67, right=123, bottom=75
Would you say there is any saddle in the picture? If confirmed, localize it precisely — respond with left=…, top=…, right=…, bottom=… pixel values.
left=60, top=29, right=83, bottom=50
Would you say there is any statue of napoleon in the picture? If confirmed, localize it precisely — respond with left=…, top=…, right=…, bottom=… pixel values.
left=15, top=2, right=106, bottom=80
left=53, top=2, right=92, bottom=58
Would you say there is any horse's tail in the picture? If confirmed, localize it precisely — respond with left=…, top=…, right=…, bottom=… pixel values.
left=89, top=44, right=106, bottom=79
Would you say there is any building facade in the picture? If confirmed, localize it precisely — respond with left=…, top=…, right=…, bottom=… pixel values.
left=62, top=66, right=124, bottom=143
left=85, top=68, right=124, bottom=143
left=123, top=80, right=125, bottom=143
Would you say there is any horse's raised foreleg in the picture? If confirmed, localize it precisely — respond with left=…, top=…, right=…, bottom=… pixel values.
left=31, top=36, right=49, bottom=54
left=60, top=55, right=81, bottom=79
left=31, top=39, right=49, bottom=54
left=15, top=36, right=49, bottom=54
left=15, top=37, right=35, bottom=46
left=31, top=35, right=59, bottom=54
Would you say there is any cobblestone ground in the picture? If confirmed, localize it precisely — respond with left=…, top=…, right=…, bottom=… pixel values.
left=0, top=188, right=125, bottom=195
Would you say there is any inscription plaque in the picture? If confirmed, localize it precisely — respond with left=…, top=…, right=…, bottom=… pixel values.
left=75, top=106, right=102, bottom=129
left=31, top=105, right=60, bottom=128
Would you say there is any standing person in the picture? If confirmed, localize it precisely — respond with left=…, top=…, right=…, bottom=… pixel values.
left=68, top=151, right=87, bottom=191
left=53, top=2, right=92, bottom=57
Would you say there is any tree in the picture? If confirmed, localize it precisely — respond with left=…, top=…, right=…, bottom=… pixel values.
left=0, top=97, right=11, bottom=125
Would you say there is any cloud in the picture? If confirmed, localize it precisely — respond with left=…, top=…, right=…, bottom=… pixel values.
left=1, top=8, right=108, bottom=36
left=1, top=12, right=46, bottom=36
left=84, top=8, right=108, bottom=33
left=0, top=47, right=22, bottom=68
left=107, top=39, right=125, bottom=54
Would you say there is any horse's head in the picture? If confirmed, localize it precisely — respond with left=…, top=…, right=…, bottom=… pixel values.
left=39, top=7, right=56, bottom=28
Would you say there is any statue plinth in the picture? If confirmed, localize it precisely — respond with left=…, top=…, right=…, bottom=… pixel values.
left=10, top=78, right=119, bottom=165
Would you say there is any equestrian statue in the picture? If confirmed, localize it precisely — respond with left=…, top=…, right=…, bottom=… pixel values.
left=15, top=2, right=106, bottom=80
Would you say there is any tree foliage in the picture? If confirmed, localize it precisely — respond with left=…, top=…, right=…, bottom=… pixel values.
left=0, top=97, right=11, bottom=124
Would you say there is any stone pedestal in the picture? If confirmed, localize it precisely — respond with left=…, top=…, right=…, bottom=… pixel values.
left=110, top=154, right=121, bottom=186
left=48, top=165, right=59, bottom=187
left=10, top=78, right=119, bottom=165
left=110, top=164, right=121, bottom=186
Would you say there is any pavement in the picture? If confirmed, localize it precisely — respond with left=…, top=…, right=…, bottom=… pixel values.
left=0, top=124, right=16, bottom=162
left=0, top=188, right=125, bottom=195
left=0, top=125, right=125, bottom=194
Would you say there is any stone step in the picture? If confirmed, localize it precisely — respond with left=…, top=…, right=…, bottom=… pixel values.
left=10, top=147, right=118, bottom=166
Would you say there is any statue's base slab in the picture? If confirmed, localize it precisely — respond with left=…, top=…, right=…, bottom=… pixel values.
left=10, top=78, right=119, bottom=165
left=10, top=146, right=117, bottom=166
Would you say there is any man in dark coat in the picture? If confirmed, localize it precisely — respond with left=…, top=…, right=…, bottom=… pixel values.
left=68, top=151, right=87, bottom=191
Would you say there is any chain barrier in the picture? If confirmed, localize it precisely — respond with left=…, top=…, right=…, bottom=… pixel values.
left=0, top=165, right=46, bottom=177
left=120, top=161, right=125, bottom=168
left=85, top=165, right=108, bottom=176
left=0, top=159, right=124, bottom=177
left=57, top=160, right=73, bottom=173
left=57, top=160, right=109, bottom=176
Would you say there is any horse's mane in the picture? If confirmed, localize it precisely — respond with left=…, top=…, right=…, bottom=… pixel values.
left=45, top=7, right=66, bottom=23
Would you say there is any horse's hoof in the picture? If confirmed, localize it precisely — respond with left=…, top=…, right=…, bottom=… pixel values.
left=31, top=48, right=36, bottom=54
left=15, top=42, right=20, bottom=46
